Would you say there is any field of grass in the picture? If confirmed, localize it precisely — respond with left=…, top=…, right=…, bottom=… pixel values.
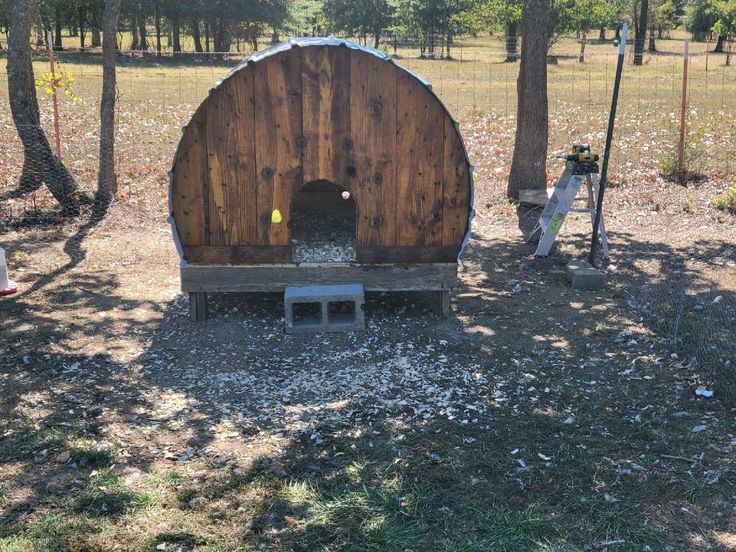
left=1, top=32, right=735, bottom=552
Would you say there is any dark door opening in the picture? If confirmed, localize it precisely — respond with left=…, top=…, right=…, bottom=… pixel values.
left=290, top=180, right=357, bottom=263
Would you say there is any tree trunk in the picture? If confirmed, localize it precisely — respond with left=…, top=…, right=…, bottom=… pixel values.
left=615, top=26, right=620, bottom=41
left=54, top=5, right=63, bottom=49
left=204, top=19, right=210, bottom=52
left=172, top=15, right=181, bottom=54
left=192, top=16, right=203, bottom=52
left=648, top=22, right=656, bottom=51
left=154, top=0, right=162, bottom=54
left=36, top=22, right=46, bottom=46
left=633, top=0, right=648, bottom=65
left=505, top=21, right=519, bottom=62
left=714, top=35, right=725, bottom=53
left=507, top=0, right=550, bottom=200
left=579, top=33, right=586, bottom=62
left=79, top=7, right=86, bottom=48
left=98, top=0, right=122, bottom=204
left=7, top=0, right=82, bottom=215
left=92, top=27, right=101, bottom=47
left=599, top=28, right=606, bottom=40
left=131, top=13, right=139, bottom=49
left=138, top=7, right=147, bottom=51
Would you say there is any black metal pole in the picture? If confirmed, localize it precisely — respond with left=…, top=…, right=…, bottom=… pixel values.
left=589, top=22, right=628, bottom=266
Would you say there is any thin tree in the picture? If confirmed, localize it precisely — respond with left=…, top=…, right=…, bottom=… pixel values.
left=6, top=0, right=84, bottom=215
left=97, top=0, right=121, bottom=205
left=507, top=0, right=550, bottom=200
left=633, top=0, right=649, bottom=65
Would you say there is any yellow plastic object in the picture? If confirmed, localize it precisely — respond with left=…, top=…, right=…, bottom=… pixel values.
left=271, top=209, right=283, bottom=224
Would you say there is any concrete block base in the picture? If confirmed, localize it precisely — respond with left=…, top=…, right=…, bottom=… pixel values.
left=566, top=259, right=605, bottom=290
left=285, top=284, right=365, bottom=334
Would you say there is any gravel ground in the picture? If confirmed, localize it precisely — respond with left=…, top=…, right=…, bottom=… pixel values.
left=290, top=209, right=357, bottom=263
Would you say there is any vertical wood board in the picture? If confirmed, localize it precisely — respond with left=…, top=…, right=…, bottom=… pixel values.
left=350, top=50, right=398, bottom=247
left=442, top=115, right=469, bottom=247
left=172, top=105, right=207, bottom=246
left=254, top=49, right=303, bottom=246
left=205, top=72, right=257, bottom=245
left=301, top=46, right=351, bottom=186
left=395, top=70, right=444, bottom=247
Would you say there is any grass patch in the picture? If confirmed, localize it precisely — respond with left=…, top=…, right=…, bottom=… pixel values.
left=570, top=494, right=664, bottom=546
left=0, top=514, right=102, bottom=552
left=0, top=427, right=114, bottom=468
left=713, top=184, right=736, bottom=214
left=0, top=428, right=73, bottom=462
left=439, top=505, right=558, bottom=552
left=66, top=438, right=115, bottom=468
left=70, top=469, right=155, bottom=517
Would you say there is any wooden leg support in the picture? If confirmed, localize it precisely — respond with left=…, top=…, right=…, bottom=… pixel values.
left=189, top=292, right=208, bottom=322
left=433, top=290, right=450, bottom=318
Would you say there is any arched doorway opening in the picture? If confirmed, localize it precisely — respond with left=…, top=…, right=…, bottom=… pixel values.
left=290, top=180, right=357, bottom=264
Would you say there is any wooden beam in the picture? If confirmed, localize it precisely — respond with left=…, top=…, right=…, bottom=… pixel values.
left=432, top=290, right=450, bottom=318
left=181, top=263, right=458, bottom=293
left=189, top=292, right=208, bottom=321
left=183, top=245, right=290, bottom=264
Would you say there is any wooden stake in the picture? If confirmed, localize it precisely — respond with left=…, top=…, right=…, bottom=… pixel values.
left=677, top=40, right=689, bottom=176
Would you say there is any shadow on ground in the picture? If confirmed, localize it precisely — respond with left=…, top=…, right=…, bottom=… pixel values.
left=1, top=225, right=734, bottom=551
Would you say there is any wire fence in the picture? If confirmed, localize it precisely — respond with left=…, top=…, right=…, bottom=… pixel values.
left=0, top=36, right=734, bottom=400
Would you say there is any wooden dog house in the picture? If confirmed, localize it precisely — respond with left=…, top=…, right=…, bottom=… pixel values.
left=169, top=37, right=474, bottom=321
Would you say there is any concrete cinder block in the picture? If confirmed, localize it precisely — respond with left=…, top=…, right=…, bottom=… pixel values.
left=566, top=259, right=605, bottom=290
left=566, top=259, right=593, bottom=277
left=285, top=284, right=365, bottom=334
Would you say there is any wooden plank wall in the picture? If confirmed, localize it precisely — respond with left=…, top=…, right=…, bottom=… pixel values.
left=171, top=45, right=471, bottom=265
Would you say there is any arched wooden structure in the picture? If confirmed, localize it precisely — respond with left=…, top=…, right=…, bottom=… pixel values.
left=170, top=38, right=474, bottom=320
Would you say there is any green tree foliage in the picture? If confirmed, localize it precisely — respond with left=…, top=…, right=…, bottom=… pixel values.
left=466, top=0, right=522, bottom=60
left=393, top=0, right=477, bottom=57
left=684, top=0, right=721, bottom=40
left=712, top=0, right=736, bottom=38
left=323, top=0, right=393, bottom=47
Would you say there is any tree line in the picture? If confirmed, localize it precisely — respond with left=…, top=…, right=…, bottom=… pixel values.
left=0, top=0, right=734, bottom=58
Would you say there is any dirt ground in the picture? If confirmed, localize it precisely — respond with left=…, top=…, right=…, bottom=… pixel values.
left=1, top=37, right=736, bottom=552
left=1, top=147, right=735, bottom=550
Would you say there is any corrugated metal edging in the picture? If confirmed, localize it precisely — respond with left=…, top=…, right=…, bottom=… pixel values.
left=169, top=37, right=475, bottom=267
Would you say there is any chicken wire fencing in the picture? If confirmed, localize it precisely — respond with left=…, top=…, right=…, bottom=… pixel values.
left=0, top=37, right=734, bottom=397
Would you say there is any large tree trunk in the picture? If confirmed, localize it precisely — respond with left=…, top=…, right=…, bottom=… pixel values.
left=131, top=14, right=139, bottom=49
left=192, top=17, right=203, bottom=52
left=507, top=0, right=550, bottom=200
left=98, top=0, right=122, bottom=204
left=505, top=21, right=519, bottom=62
left=714, top=35, right=725, bottom=53
left=633, top=0, right=648, bottom=65
left=153, top=0, right=162, bottom=55
left=138, top=6, right=147, bottom=51
left=648, top=21, right=656, bottom=51
left=7, top=0, right=82, bottom=215
left=54, top=4, right=63, bottom=49
left=579, top=32, right=587, bottom=62
left=79, top=7, right=87, bottom=48
left=172, top=14, right=181, bottom=54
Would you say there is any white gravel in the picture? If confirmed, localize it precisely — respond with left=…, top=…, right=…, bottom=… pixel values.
left=290, top=210, right=356, bottom=263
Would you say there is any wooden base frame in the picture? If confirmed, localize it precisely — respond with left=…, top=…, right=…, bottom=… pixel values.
left=182, top=263, right=457, bottom=321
